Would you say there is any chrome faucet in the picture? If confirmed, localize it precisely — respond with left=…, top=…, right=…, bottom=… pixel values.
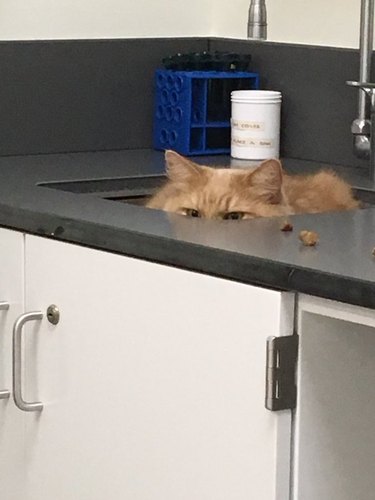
left=247, top=1, right=375, bottom=178
left=247, top=0, right=267, bottom=40
left=347, top=0, right=375, bottom=180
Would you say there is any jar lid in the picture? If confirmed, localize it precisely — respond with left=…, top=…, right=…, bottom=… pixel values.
left=231, top=90, right=281, bottom=102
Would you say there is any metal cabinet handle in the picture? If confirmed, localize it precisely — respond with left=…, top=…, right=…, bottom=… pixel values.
left=13, top=311, right=44, bottom=412
left=0, top=301, right=10, bottom=399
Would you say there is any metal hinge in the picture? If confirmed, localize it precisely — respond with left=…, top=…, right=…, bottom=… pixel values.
left=265, top=335, right=298, bottom=411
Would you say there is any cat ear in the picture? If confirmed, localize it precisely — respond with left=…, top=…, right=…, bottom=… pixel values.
left=165, top=150, right=202, bottom=183
left=249, top=159, right=283, bottom=203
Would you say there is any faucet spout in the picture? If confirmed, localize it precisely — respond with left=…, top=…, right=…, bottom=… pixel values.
left=353, top=133, right=370, bottom=160
left=247, top=0, right=267, bottom=40
left=347, top=81, right=375, bottom=180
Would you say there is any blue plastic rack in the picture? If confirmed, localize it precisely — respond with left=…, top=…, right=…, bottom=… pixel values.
left=153, top=69, right=259, bottom=156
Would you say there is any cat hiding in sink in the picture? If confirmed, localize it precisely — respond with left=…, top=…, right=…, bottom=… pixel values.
left=146, top=150, right=359, bottom=219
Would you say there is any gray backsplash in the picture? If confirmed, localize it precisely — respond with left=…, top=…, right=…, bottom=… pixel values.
left=0, top=37, right=370, bottom=171
left=0, top=38, right=207, bottom=156
left=210, top=38, right=368, bottom=170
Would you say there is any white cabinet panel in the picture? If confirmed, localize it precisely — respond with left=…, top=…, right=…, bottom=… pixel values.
left=0, top=228, right=25, bottom=500
left=24, top=235, right=294, bottom=500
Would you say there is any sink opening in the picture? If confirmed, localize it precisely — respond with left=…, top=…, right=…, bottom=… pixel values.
left=39, top=176, right=375, bottom=210
left=39, top=174, right=166, bottom=208
left=352, top=188, right=375, bottom=208
left=105, top=194, right=152, bottom=206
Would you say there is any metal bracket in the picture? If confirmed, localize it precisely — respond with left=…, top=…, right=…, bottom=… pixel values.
left=265, top=335, right=298, bottom=411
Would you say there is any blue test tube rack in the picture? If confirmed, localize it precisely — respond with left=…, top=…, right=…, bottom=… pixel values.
left=153, top=69, right=260, bottom=156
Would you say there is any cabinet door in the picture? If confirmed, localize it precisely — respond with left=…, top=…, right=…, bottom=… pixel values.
left=24, top=235, right=294, bottom=500
left=293, top=295, right=375, bottom=500
left=0, top=228, right=25, bottom=500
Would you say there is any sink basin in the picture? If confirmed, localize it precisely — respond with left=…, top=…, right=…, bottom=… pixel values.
left=39, top=176, right=375, bottom=209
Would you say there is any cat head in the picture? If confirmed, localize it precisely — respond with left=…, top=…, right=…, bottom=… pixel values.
left=161, top=150, right=289, bottom=220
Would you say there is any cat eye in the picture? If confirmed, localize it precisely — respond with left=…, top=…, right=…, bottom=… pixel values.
left=223, top=212, right=245, bottom=220
left=185, top=208, right=201, bottom=218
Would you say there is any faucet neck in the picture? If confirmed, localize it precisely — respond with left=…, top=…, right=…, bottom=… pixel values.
left=247, top=0, right=267, bottom=40
left=358, top=0, right=374, bottom=120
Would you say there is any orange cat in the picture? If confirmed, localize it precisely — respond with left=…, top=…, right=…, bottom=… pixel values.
left=146, top=150, right=359, bottom=219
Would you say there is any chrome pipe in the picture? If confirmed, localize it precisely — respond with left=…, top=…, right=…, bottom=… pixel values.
left=351, top=0, right=374, bottom=161
left=247, top=0, right=267, bottom=40
left=358, top=0, right=374, bottom=120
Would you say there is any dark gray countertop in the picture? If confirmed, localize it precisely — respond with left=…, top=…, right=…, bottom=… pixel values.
left=0, top=149, right=374, bottom=309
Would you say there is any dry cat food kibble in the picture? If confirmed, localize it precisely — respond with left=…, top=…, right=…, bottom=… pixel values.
left=299, top=230, right=319, bottom=246
left=280, top=220, right=293, bottom=232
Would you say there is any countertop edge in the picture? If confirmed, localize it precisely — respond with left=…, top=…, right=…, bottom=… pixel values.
left=2, top=204, right=373, bottom=309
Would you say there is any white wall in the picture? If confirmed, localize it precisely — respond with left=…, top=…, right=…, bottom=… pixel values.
left=0, top=0, right=364, bottom=49
left=267, top=0, right=361, bottom=48
left=0, top=0, right=214, bottom=40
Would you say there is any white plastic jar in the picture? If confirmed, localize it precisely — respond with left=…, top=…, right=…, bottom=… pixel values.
left=230, top=90, right=282, bottom=160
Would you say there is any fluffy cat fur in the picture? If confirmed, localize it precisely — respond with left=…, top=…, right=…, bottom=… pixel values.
left=146, top=150, right=359, bottom=219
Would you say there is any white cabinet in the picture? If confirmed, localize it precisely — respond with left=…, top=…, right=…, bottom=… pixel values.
left=0, top=230, right=295, bottom=500
left=293, top=294, right=375, bottom=500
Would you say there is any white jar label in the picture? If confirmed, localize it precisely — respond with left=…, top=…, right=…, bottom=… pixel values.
left=231, top=119, right=265, bottom=131
left=231, top=136, right=273, bottom=148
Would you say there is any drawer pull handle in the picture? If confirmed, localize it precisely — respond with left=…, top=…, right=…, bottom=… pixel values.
left=13, top=311, right=44, bottom=412
left=0, top=301, right=10, bottom=399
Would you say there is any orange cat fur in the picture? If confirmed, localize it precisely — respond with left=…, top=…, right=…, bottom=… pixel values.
left=146, top=150, right=359, bottom=219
